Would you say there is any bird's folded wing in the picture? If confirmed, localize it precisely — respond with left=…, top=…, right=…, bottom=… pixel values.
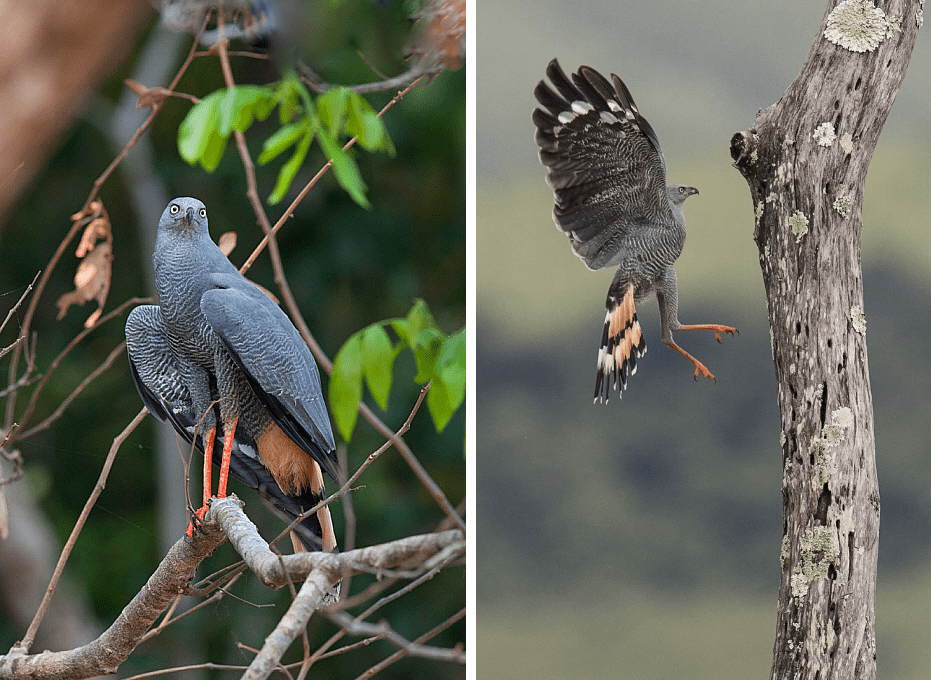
left=200, top=275, right=340, bottom=482
left=126, top=305, right=192, bottom=423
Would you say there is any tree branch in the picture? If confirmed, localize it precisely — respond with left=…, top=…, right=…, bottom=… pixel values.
left=730, top=2, right=920, bottom=678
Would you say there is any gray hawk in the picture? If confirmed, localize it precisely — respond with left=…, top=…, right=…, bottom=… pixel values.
left=532, top=59, right=737, bottom=403
left=125, top=197, right=338, bottom=552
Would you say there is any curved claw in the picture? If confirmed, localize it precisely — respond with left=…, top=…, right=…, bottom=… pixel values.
left=185, top=505, right=209, bottom=538
left=692, top=362, right=716, bottom=382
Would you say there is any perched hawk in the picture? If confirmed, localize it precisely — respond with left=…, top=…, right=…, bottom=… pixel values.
left=126, top=197, right=338, bottom=553
left=533, top=59, right=737, bottom=403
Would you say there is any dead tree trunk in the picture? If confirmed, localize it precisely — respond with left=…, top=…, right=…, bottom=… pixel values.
left=729, top=1, right=921, bottom=678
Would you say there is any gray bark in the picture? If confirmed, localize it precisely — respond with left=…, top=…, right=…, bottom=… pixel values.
left=729, top=1, right=921, bottom=678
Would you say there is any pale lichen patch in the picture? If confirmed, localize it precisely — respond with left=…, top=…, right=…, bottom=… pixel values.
left=851, top=305, right=867, bottom=334
left=788, top=211, right=809, bottom=242
left=824, top=0, right=893, bottom=52
left=834, top=186, right=851, bottom=217
left=832, top=406, right=854, bottom=430
left=791, top=526, right=839, bottom=598
left=813, top=122, right=837, bottom=147
left=810, top=406, right=854, bottom=488
left=840, top=132, right=854, bottom=154
left=885, top=14, right=902, bottom=38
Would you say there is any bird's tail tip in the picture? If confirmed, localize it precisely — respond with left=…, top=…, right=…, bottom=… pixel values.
left=593, top=286, right=646, bottom=404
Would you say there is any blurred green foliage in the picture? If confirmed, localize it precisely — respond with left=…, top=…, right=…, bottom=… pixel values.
left=0, top=5, right=464, bottom=678
left=330, top=298, right=466, bottom=440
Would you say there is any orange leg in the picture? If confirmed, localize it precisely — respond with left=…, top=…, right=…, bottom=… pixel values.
left=677, top=324, right=738, bottom=342
left=663, top=339, right=716, bottom=382
left=187, top=426, right=216, bottom=537
left=217, top=417, right=238, bottom=498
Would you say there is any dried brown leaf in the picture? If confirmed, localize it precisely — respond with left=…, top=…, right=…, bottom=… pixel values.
left=57, top=203, right=113, bottom=324
left=410, top=0, right=466, bottom=70
left=56, top=242, right=113, bottom=323
left=218, top=231, right=237, bottom=256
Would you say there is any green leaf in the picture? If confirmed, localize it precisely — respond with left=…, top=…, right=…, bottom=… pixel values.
left=267, top=129, right=313, bottom=205
left=346, top=92, right=395, bottom=154
left=198, top=128, right=228, bottom=172
left=317, top=87, right=349, bottom=137
left=178, top=92, right=224, bottom=166
left=361, top=324, right=394, bottom=410
left=316, top=128, right=371, bottom=209
left=390, top=318, right=409, bottom=345
left=427, top=374, right=456, bottom=432
left=411, top=328, right=444, bottom=382
left=436, top=329, right=466, bottom=410
left=405, top=299, right=436, bottom=349
left=218, top=85, right=274, bottom=137
left=258, top=122, right=309, bottom=165
left=425, top=331, right=465, bottom=432
left=329, top=333, right=364, bottom=442
left=275, top=77, right=301, bottom=124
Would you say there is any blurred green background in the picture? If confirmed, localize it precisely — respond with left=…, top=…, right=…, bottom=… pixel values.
left=477, top=1, right=928, bottom=678
left=0, top=3, right=464, bottom=678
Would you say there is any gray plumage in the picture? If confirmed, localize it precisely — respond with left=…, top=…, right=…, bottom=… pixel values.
left=533, top=59, right=735, bottom=402
left=126, top=197, right=338, bottom=550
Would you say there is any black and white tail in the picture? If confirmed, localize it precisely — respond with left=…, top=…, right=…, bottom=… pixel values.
left=594, top=283, right=646, bottom=403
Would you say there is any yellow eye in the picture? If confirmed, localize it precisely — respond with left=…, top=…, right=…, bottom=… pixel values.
left=199, top=208, right=206, bottom=218
left=170, top=204, right=180, bottom=214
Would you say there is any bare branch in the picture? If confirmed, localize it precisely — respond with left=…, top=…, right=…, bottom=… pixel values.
left=16, top=342, right=127, bottom=441
left=326, top=610, right=466, bottom=665
left=16, top=408, right=148, bottom=653
left=206, top=495, right=463, bottom=588
left=352, top=607, right=466, bottom=679
left=1, top=519, right=228, bottom=680
left=17, top=297, right=153, bottom=434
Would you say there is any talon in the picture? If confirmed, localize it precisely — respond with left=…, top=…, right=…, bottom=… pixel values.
left=185, top=505, right=208, bottom=538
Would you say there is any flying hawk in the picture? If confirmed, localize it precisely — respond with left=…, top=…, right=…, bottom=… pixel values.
left=533, top=59, right=737, bottom=402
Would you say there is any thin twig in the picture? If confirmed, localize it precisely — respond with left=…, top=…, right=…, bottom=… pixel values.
left=264, top=384, right=429, bottom=552
left=17, top=296, right=153, bottom=432
left=296, top=59, right=442, bottom=95
left=0, top=271, right=40, bottom=337
left=241, top=72, right=429, bottom=274
left=19, top=408, right=148, bottom=652
left=16, top=342, right=127, bottom=441
left=353, top=608, right=466, bottom=680
left=325, top=610, right=465, bottom=665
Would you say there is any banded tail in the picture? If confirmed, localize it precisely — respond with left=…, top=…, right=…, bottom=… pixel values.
left=594, top=283, right=646, bottom=403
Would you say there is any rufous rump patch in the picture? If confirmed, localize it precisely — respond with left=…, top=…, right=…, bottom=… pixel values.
left=608, top=284, right=637, bottom=338
left=257, top=423, right=339, bottom=553
left=256, top=422, right=316, bottom=495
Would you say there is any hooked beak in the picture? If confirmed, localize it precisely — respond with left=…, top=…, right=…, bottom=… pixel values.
left=184, top=206, right=196, bottom=225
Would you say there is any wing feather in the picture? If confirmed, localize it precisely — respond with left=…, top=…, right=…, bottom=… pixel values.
left=200, top=276, right=339, bottom=482
left=533, top=59, right=675, bottom=270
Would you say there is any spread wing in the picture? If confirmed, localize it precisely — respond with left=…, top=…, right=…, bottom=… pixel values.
left=200, top=274, right=339, bottom=483
left=533, top=59, right=675, bottom=270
